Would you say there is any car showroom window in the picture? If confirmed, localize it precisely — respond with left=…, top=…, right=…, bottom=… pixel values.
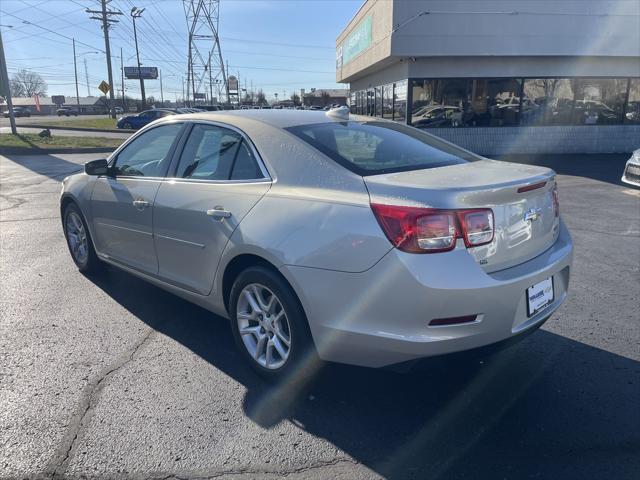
left=287, top=121, right=477, bottom=175
left=174, top=124, right=244, bottom=180
left=112, top=123, right=183, bottom=177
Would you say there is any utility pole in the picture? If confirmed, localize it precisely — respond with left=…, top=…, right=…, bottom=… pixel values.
left=0, top=29, right=16, bottom=134
left=208, top=53, right=213, bottom=105
left=86, top=0, right=122, bottom=119
left=73, top=38, right=80, bottom=108
left=159, top=69, right=164, bottom=106
left=84, top=58, right=90, bottom=96
left=182, top=76, right=185, bottom=107
left=120, top=47, right=125, bottom=111
left=130, top=7, right=146, bottom=110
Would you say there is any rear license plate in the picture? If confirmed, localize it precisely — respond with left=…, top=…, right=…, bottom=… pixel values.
left=527, top=277, right=554, bottom=317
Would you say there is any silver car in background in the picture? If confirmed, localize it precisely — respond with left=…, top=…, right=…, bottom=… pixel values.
left=60, top=109, right=573, bottom=379
left=622, top=149, right=640, bottom=187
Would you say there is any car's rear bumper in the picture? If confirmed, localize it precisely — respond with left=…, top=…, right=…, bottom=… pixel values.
left=282, top=220, right=573, bottom=368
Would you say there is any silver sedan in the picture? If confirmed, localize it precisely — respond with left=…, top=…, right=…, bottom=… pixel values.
left=60, top=108, right=573, bottom=379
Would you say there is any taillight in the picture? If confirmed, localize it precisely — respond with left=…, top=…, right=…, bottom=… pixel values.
left=552, top=184, right=559, bottom=217
left=371, top=204, right=494, bottom=254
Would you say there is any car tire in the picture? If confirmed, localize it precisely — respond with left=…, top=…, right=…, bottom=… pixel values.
left=123, top=122, right=132, bottom=130
left=63, top=202, right=102, bottom=273
left=229, top=266, right=319, bottom=381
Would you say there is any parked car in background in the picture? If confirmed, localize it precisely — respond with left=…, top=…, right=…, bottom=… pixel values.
left=57, top=108, right=79, bottom=117
left=4, top=106, right=31, bottom=117
left=412, top=105, right=462, bottom=128
left=114, top=107, right=124, bottom=114
left=622, top=149, right=640, bottom=187
left=116, top=109, right=177, bottom=130
left=61, top=108, right=572, bottom=379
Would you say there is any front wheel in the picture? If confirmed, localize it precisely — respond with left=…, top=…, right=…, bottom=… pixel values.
left=63, top=203, right=102, bottom=273
left=230, top=266, right=319, bottom=380
left=123, top=122, right=132, bottom=130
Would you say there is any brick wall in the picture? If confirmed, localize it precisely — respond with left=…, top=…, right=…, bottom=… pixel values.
left=427, top=125, right=640, bottom=156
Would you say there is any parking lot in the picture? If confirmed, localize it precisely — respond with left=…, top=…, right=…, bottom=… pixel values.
left=1, top=151, right=638, bottom=479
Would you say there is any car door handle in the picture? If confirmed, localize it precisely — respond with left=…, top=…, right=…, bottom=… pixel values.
left=132, top=199, right=150, bottom=210
left=206, top=207, right=231, bottom=219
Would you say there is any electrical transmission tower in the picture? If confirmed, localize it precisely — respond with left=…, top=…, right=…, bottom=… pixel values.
left=184, top=0, right=228, bottom=105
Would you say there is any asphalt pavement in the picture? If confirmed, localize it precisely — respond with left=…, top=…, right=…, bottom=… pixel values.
left=1, top=152, right=638, bottom=479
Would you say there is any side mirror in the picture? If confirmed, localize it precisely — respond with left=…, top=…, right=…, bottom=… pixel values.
left=85, top=158, right=109, bottom=176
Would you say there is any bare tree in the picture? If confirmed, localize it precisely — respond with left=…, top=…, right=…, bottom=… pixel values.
left=255, top=89, right=266, bottom=105
left=290, top=92, right=300, bottom=106
left=320, top=90, right=331, bottom=107
left=10, top=69, right=48, bottom=97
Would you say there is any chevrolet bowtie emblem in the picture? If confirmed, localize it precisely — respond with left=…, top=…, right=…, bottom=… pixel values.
left=524, top=207, right=542, bottom=222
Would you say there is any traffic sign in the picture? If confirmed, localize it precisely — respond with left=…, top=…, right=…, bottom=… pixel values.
left=98, top=81, right=110, bottom=94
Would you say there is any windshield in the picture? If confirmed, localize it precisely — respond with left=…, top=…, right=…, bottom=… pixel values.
left=286, top=121, right=480, bottom=176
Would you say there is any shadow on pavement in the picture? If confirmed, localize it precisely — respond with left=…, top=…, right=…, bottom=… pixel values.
left=86, top=266, right=640, bottom=480
left=497, top=153, right=632, bottom=187
left=0, top=153, right=88, bottom=180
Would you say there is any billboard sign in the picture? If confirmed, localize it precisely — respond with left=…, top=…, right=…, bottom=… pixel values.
left=124, top=67, right=158, bottom=80
left=227, top=75, right=238, bottom=92
left=51, top=95, right=65, bottom=106
left=340, top=14, right=372, bottom=66
left=194, top=93, right=206, bottom=99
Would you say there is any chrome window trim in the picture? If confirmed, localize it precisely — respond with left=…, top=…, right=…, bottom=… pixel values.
left=173, top=119, right=272, bottom=182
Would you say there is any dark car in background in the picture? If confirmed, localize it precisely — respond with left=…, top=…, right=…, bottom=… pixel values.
left=57, top=108, right=79, bottom=117
left=116, top=109, right=177, bottom=130
left=3, top=106, right=31, bottom=117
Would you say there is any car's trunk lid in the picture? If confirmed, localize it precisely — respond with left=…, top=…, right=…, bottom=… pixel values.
left=364, top=159, right=560, bottom=272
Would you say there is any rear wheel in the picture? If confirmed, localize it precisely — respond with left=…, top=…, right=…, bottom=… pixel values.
left=123, top=122, right=132, bottom=129
left=230, top=266, right=318, bottom=380
left=63, top=203, right=102, bottom=273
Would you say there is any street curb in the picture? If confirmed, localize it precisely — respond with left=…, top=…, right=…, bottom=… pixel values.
left=25, top=124, right=134, bottom=134
left=0, top=147, right=116, bottom=155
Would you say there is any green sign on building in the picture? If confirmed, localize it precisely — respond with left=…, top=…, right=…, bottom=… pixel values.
left=340, top=15, right=372, bottom=66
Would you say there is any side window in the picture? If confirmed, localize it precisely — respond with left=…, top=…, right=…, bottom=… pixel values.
left=174, top=124, right=263, bottom=181
left=175, top=124, right=242, bottom=180
left=230, top=141, right=262, bottom=180
left=112, top=123, right=183, bottom=177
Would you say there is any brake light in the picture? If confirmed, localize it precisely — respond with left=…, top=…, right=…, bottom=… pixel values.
left=552, top=184, right=559, bottom=217
left=370, top=204, right=494, bottom=253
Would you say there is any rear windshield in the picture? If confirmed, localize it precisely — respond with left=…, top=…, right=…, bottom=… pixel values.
left=286, top=121, right=480, bottom=176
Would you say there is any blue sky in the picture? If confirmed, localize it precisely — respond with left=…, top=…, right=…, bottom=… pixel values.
left=1, top=0, right=362, bottom=101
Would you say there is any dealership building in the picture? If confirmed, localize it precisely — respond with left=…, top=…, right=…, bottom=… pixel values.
left=336, top=0, right=640, bottom=155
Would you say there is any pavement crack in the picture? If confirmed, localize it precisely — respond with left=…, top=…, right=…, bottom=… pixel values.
left=46, top=328, right=156, bottom=479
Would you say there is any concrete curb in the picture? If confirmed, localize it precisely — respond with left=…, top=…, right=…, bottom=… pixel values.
left=0, top=147, right=116, bottom=155
left=26, top=124, right=134, bottom=134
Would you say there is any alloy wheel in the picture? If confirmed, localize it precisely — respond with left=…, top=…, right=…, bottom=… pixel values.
left=236, top=283, right=292, bottom=370
left=66, top=211, right=88, bottom=265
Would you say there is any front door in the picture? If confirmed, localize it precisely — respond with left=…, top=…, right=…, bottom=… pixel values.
left=91, top=122, right=185, bottom=274
left=153, top=122, right=271, bottom=295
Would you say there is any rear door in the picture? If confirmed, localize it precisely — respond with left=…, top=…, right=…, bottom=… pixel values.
left=153, top=122, right=271, bottom=295
left=90, top=122, right=185, bottom=274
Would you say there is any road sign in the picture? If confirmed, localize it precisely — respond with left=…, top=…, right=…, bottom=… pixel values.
left=194, top=93, right=206, bottom=100
left=124, top=67, right=158, bottom=80
left=228, top=75, right=238, bottom=92
left=98, top=81, right=110, bottom=95
left=51, top=95, right=65, bottom=106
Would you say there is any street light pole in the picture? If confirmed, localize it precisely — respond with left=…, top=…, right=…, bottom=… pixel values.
left=159, top=69, right=164, bottom=106
left=73, top=38, right=80, bottom=108
left=130, top=7, right=146, bottom=110
left=0, top=29, right=17, bottom=134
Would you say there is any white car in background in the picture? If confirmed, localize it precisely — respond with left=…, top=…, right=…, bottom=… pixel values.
left=622, top=149, right=640, bottom=187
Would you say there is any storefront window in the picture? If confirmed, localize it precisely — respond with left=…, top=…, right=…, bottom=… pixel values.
left=350, top=92, right=356, bottom=114
left=394, top=80, right=407, bottom=122
left=571, top=78, right=627, bottom=125
left=625, top=79, right=640, bottom=124
left=375, top=86, right=382, bottom=117
left=383, top=84, right=393, bottom=119
left=522, top=79, right=576, bottom=125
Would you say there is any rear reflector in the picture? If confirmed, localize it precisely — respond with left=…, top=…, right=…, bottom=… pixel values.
left=429, top=315, right=478, bottom=326
left=517, top=181, right=547, bottom=193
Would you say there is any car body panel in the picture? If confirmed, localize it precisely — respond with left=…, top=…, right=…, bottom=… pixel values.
left=621, top=149, right=640, bottom=187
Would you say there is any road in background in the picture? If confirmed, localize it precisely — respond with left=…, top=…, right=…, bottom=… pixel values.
left=0, top=114, right=112, bottom=127
left=0, top=127, right=130, bottom=139
left=1, top=153, right=638, bottom=479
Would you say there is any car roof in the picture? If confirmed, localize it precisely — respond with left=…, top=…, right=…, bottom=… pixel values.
left=170, top=109, right=374, bottom=129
